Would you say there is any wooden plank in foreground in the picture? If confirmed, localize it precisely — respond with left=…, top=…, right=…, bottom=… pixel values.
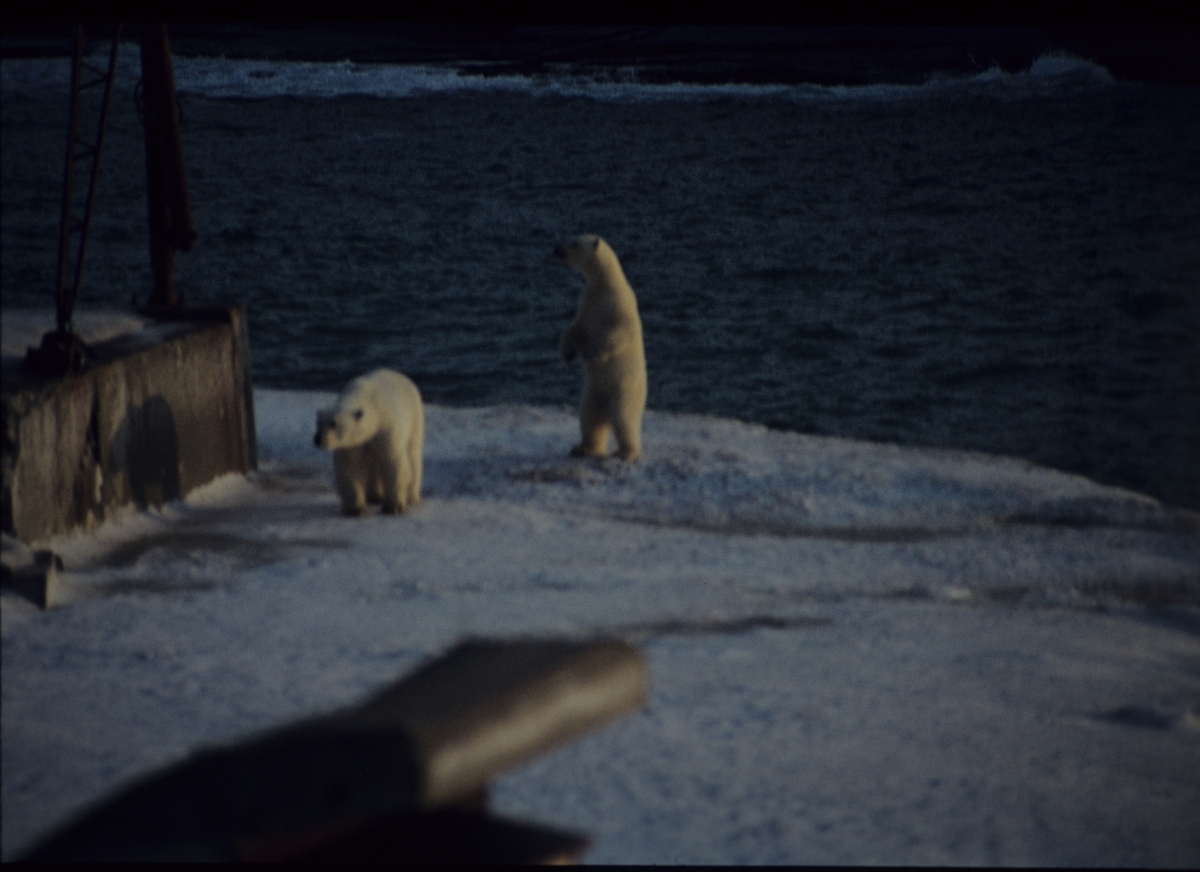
left=239, top=807, right=593, bottom=865
left=23, top=637, right=647, bottom=862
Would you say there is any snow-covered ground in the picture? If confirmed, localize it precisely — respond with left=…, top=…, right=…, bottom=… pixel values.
left=3, top=380, right=1199, bottom=864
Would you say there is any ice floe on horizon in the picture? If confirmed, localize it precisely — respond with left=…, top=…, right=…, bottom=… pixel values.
left=2, top=48, right=1116, bottom=103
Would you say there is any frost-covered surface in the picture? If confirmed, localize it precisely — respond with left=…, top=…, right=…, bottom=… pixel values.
left=2, top=388, right=1199, bottom=864
left=0, top=308, right=151, bottom=368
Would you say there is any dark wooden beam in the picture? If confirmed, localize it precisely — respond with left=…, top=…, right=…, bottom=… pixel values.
left=22, top=638, right=647, bottom=862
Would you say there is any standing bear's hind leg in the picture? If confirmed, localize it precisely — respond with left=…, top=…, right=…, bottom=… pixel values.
left=406, top=424, right=423, bottom=509
left=613, top=411, right=643, bottom=461
left=572, top=393, right=611, bottom=457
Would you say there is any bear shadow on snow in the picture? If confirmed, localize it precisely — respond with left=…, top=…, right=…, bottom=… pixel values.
left=110, top=395, right=181, bottom=510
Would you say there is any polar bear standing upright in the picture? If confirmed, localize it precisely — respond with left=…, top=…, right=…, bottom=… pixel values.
left=314, top=369, right=424, bottom=516
left=556, top=234, right=647, bottom=461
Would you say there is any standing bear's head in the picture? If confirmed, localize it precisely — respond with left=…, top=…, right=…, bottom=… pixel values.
left=314, top=378, right=381, bottom=450
left=554, top=234, right=629, bottom=285
left=554, top=233, right=601, bottom=268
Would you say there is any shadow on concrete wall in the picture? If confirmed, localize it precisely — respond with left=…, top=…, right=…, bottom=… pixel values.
left=111, top=395, right=181, bottom=509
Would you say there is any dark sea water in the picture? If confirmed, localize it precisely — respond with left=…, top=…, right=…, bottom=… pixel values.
left=3, top=53, right=1199, bottom=509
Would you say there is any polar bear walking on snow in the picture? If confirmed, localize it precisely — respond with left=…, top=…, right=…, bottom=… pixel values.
left=557, top=234, right=647, bottom=461
left=314, top=369, right=424, bottom=516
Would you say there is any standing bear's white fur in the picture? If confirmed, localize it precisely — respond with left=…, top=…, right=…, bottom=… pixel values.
left=314, top=369, right=424, bottom=516
left=556, top=234, right=647, bottom=461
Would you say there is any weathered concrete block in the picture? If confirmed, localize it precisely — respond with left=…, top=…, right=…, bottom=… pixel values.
left=1, top=305, right=256, bottom=543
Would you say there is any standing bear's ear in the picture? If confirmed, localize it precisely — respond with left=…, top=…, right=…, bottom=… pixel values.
left=593, top=238, right=601, bottom=252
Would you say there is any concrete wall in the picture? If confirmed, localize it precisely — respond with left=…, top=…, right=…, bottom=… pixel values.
left=2, top=305, right=256, bottom=544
